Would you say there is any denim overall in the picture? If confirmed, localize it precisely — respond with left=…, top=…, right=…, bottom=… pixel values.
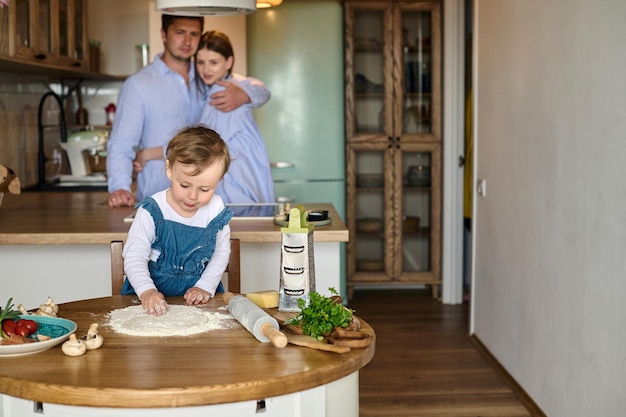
left=121, top=197, right=233, bottom=296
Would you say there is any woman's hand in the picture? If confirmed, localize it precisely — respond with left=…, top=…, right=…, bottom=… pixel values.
left=140, top=289, right=168, bottom=316
left=184, top=287, right=212, bottom=305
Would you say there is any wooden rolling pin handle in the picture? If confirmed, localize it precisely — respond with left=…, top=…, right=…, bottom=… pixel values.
left=223, top=291, right=235, bottom=304
left=261, top=323, right=287, bottom=348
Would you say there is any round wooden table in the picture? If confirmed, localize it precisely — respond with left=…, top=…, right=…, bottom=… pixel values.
left=0, top=295, right=375, bottom=416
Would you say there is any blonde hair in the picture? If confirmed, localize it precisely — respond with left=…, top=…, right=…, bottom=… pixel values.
left=166, top=125, right=230, bottom=176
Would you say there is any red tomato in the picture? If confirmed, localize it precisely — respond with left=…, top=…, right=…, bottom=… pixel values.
left=2, top=319, right=16, bottom=335
left=22, top=320, right=37, bottom=334
left=15, top=324, right=30, bottom=337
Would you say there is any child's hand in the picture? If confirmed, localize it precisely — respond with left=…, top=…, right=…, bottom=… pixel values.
left=133, top=149, right=148, bottom=174
left=140, top=289, right=168, bottom=316
left=184, top=287, right=212, bottom=305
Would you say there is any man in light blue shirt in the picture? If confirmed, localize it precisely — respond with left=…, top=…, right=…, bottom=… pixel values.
left=106, top=14, right=270, bottom=207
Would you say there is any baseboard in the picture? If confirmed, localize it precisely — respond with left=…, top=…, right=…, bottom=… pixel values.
left=469, top=335, right=547, bottom=417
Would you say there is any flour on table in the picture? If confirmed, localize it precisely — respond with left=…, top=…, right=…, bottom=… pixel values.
left=108, top=305, right=235, bottom=336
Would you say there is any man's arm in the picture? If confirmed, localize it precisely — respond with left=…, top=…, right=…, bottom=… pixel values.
left=106, top=80, right=144, bottom=207
left=209, top=75, right=270, bottom=112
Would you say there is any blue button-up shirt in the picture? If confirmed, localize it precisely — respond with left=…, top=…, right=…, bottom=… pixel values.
left=106, top=56, right=202, bottom=200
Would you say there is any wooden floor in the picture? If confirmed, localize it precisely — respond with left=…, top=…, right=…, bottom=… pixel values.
left=349, top=288, right=533, bottom=417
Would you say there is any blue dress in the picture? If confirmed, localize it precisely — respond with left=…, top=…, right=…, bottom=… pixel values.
left=121, top=197, right=233, bottom=296
left=200, top=73, right=276, bottom=204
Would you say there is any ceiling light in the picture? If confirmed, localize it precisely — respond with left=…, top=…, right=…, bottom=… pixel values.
left=257, top=0, right=282, bottom=8
left=156, top=0, right=256, bottom=16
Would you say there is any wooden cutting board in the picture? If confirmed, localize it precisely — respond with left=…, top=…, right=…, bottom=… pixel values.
left=285, top=334, right=350, bottom=353
left=264, top=309, right=304, bottom=335
left=264, top=309, right=364, bottom=353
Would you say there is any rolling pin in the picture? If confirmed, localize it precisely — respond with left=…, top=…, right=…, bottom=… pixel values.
left=223, top=292, right=287, bottom=348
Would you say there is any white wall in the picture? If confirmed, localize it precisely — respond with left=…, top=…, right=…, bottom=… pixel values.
left=473, top=1, right=626, bottom=416
left=88, top=0, right=150, bottom=76
left=88, top=0, right=247, bottom=77
left=148, top=1, right=248, bottom=75
left=83, top=2, right=247, bottom=124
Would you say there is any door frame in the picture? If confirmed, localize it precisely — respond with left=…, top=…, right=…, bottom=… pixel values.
left=442, top=0, right=466, bottom=304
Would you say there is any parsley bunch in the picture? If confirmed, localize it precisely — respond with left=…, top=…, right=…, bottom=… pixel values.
left=288, top=288, right=354, bottom=341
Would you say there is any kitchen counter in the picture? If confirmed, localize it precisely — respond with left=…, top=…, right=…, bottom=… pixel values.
left=0, top=295, right=375, bottom=416
left=0, top=192, right=349, bottom=309
left=0, top=192, right=132, bottom=245
left=0, top=191, right=348, bottom=244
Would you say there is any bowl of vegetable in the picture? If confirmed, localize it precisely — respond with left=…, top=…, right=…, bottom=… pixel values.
left=0, top=298, right=77, bottom=357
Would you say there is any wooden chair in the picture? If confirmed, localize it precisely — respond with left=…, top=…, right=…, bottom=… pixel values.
left=110, top=238, right=241, bottom=295
left=225, top=238, right=241, bottom=293
left=110, top=240, right=125, bottom=295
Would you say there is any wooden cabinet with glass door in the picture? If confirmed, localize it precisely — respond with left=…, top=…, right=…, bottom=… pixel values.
left=345, top=1, right=442, bottom=298
left=0, top=0, right=88, bottom=70
left=57, top=0, right=88, bottom=69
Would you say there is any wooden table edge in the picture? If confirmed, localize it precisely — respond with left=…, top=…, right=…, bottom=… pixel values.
left=0, top=296, right=375, bottom=408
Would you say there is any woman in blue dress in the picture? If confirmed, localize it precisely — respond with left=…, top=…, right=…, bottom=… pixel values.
left=195, top=30, right=276, bottom=204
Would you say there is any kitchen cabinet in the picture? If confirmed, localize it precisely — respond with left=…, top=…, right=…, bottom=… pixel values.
left=0, top=0, right=114, bottom=78
left=344, top=1, right=442, bottom=297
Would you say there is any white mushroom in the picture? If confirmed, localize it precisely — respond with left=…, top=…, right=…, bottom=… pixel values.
left=83, top=323, right=104, bottom=350
left=61, top=334, right=87, bottom=357
left=35, top=297, right=59, bottom=317
left=17, top=304, right=30, bottom=315
left=35, top=305, right=55, bottom=317
left=48, top=297, right=59, bottom=314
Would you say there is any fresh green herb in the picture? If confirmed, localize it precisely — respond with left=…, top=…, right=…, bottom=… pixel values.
left=0, top=298, right=21, bottom=338
left=287, top=288, right=354, bottom=341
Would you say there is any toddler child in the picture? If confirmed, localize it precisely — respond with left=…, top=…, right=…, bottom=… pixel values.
left=121, top=126, right=232, bottom=316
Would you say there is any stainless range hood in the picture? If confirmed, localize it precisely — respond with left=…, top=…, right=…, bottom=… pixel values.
left=156, top=0, right=256, bottom=16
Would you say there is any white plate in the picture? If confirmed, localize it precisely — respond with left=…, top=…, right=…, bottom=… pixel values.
left=0, top=315, right=77, bottom=357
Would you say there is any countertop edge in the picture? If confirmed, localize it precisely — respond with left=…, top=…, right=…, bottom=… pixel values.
left=0, top=193, right=348, bottom=245
left=231, top=229, right=349, bottom=243
left=1, top=353, right=375, bottom=408
left=0, top=233, right=129, bottom=245
left=0, top=230, right=348, bottom=245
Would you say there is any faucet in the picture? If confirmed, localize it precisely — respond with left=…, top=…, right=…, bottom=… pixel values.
left=37, top=91, right=67, bottom=190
